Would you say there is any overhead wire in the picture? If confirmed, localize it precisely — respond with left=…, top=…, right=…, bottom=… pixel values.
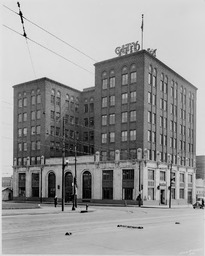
left=3, top=3, right=97, bottom=62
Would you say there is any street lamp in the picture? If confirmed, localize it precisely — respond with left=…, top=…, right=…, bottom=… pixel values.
left=168, top=154, right=173, bottom=208
left=137, top=148, right=147, bottom=207
left=72, top=134, right=77, bottom=210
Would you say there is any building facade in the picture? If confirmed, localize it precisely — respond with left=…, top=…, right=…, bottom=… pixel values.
left=12, top=50, right=197, bottom=205
left=196, top=155, right=205, bottom=179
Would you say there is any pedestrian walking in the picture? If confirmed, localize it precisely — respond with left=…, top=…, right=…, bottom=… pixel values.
left=54, top=195, right=58, bottom=207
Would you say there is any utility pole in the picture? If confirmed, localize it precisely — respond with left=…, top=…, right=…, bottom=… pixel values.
left=169, top=162, right=173, bottom=209
left=72, top=131, right=77, bottom=210
left=62, top=117, right=65, bottom=212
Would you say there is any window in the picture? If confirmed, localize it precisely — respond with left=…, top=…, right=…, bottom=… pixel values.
left=102, top=78, right=108, bottom=90
left=148, top=111, right=151, bottom=123
left=23, top=113, right=27, bottom=122
left=122, top=93, right=128, bottom=104
left=152, top=131, right=156, bottom=143
left=121, top=131, right=128, bottom=142
left=109, top=77, right=115, bottom=88
left=37, top=110, right=41, bottom=120
left=84, top=132, right=88, bottom=141
left=84, top=118, right=88, bottom=127
left=123, top=169, right=134, bottom=180
left=89, top=117, right=94, bottom=127
left=37, top=95, right=41, bottom=104
left=84, top=104, right=88, bottom=113
left=56, top=112, right=60, bottom=121
left=18, top=99, right=22, bottom=108
left=188, top=174, right=192, bottom=183
left=31, top=95, right=36, bottom=105
left=130, top=110, right=136, bottom=122
left=31, top=141, right=35, bottom=150
left=36, top=125, right=41, bottom=134
left=148, top=65, right=152, bottom=85
left=109, top=114, right=115, bottom=125
left=130, top=91, right=136, bottom=102
left=23, top=128, right=27, bottom=136
left=148, top=130, right=151, bottom=142
left=148, top=169, right=154, bottom=180
left=101, top=151, right=107, bottom=161
left=31, top=111, right=35, bottom=120
left=102, top=115, right=107, bottom=126
left=180, top=173, right=185, bottom=182
left=160, top=171, right=166, bottom=181
left=102, top=97, right=107, bottom=108
left=152, top=94, right=156, bottom=106
left=148, top=92, right=151, bottom=104
left=122, top=74, right=128, bottom=85
left=18, top=114, right=22, bottom=122
left=18, top=143, right=22, bottom=152
left=152, top=113, right=156, bottom=125
left=130, top=149, right=136, bottom=159
left=179, top=189, right=184, bottom=199
left=37, top=141, right=40, bottom=150
left=160, top=73, right=164, bottom=91
left=130, top=72, right=137, bottom=83
left=148, top=188, right=154, bottom=200
left=23, top=97, right=27, bottom=107
left=164, top=135, right=167, bottom=146
left=102, top=133, right=107, bottom=143
left=109, top=132, right=115, bottom=143
left=160, top=116, right=163, bottom=127
left=122, top=112, right=128, bottom=123
left=160, top=134, right=163, bottom=145
left=130, top=130, right=136, bottom=141
left=153, top=68, right=157, bottom=87
left=51, top=110, right=55, bottom=120
left=110, top=95, right=115, bottom=106
left=23, top=142, right=27, bottom=151
left=90, top=102, right=94, bottom=112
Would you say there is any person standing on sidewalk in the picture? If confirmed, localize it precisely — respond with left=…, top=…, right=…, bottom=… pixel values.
left=54, top=196, right=58, bottom=207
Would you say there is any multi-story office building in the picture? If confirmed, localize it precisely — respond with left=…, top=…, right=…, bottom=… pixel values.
left=196, top=155, right=205, bottom=179
left=12, top=50, right=197, bottom=205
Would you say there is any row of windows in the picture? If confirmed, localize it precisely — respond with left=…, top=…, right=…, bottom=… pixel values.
left=102, top=91, right=137, bottom=108
left=18, top=141, right=41, bottom=152
left=148, top=65, right=195, bottom=103
left=101, top=111, right=137, bottom=126
left=18, top=126, right=41, bottom=137
left=84, top=102, right=94, bottom=113
left=101, top=130, right=137, bottom=143
left=17, top=156, right=42, bottom=166
left=18, top=89, right=40, bottom=98
left=18, top=95, right=41, bottom=107
left=102, top=71, right=137, bottom=90
left=18, top=111, right=41, bottom=122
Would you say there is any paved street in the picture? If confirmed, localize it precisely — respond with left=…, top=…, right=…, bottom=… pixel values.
left=2, top=204, right=204, bottom=255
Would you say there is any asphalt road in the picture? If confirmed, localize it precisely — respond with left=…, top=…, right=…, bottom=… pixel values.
left=2, top=204, right=204, bottom=255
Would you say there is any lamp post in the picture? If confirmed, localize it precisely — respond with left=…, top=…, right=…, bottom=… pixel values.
left=168, top=154, right=173, bottom=208
left=72, top=132, right=77, bottom=210
left=137, top=148, right=147, bottom=207
left=40, top=155, right=44, bottom=203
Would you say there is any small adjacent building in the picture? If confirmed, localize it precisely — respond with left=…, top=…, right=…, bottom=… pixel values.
left=2, top=187, right=13, bottom=201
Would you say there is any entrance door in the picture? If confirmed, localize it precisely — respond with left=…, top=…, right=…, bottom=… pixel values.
left=160, top=190, right=165, bottom=204
left=188, top=191, right=192, bottom=204
left=65, top=172, right=73, bottom=202
left=83, top=171, right=91, bottom=199
left=48, top=172, right=56, bottom=198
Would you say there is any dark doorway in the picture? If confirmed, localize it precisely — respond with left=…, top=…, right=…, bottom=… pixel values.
left=160, top=190, right=165, bottom=204
left=48, top=172, right=56, bottom=198
left=65, top=172, right=73, bottom=202
left=83, top=171, right=91, bottom=199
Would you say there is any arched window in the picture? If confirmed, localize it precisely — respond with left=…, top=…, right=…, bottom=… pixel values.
left=153, top=68, right=157, bottom=87
left=48, top=172, right=56, bottom=198
left=122, top=66, right=128, bottom=85
left=65, top=172, right=73, bottom=202
left=82, top=171, right=92, bottom=199
left=148, top=65, right=152, bottom=85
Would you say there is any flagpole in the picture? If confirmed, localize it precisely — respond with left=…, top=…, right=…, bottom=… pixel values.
left=141, top=14, right=144, bottom=50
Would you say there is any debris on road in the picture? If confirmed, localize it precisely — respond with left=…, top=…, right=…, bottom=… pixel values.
left=117, top=225, right=143, bottom=229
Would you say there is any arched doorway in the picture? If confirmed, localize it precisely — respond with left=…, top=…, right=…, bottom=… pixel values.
left=83, top=171, right=92, bottom=199
left=65, top=172, right=73, bottom=202
left=48, top=172, right=56, bottom=198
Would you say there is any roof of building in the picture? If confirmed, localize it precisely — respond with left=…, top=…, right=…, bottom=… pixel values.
left=95, top=50, right=197, bottom=90
left=13, top=77, right=83, bottom=93
left=2, top=187, right=12, bottom=192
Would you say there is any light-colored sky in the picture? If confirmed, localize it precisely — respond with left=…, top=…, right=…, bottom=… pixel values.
left=1, top=0, right=205, bottom=176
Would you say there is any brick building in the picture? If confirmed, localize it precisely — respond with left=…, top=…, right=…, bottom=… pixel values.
left=12, top=50, right=197, bottom=205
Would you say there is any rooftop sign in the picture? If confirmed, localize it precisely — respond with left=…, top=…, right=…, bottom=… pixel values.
left=115, top=41, right=157, bottom=57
